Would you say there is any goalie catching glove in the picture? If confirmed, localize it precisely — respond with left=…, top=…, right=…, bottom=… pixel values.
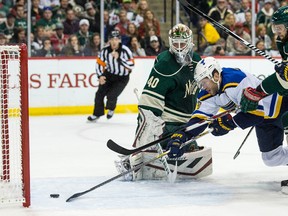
left=275, top=62, right=288, bottom=82
left=209, top=114, right=237, bottom=136
left=240, top=86, right=267, bottom=113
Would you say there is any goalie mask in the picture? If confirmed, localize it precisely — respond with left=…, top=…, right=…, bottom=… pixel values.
left=169, top=24, right=194, bottom=65
left=271, top=5, right=288, bottom=42
left=194, top=57, right=222, bottom=90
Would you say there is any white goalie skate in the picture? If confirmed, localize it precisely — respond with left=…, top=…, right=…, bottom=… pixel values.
left=114, top=156, right=133, bottom=181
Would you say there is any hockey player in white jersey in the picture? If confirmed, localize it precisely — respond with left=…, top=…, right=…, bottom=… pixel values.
left=167, top=57, right=288, bottom=183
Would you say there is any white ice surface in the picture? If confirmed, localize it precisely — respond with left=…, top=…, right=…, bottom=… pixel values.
left=2, top=113, right=288, bottom=216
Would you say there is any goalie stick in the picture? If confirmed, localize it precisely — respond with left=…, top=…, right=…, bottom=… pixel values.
left=177, top=0, right=280, bottom=66
left=66, top=130, right=210, bottom=202
left=107, top=108, right=236, bottom=155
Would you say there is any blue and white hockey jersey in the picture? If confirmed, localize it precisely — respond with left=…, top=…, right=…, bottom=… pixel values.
left=192, top=67, right=283, bottom=129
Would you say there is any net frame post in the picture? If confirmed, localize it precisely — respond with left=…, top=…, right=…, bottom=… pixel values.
left=20, top=43, right=30, bottom=207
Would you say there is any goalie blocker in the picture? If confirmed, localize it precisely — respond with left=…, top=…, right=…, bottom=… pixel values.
left=115, top=146, right=212, bottom=181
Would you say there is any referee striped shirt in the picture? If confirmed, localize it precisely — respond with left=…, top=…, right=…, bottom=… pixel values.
left=95, top=44, right=135, bottom=77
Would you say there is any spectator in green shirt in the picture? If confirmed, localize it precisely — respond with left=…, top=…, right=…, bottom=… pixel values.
left=0, top=13, right=15, bottom=40
left=36, top=6, right=57, bottom=37
left=14, top=4, right=27, bottom=31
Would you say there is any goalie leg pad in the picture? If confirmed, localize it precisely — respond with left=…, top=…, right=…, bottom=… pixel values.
left=129, top=152, right=144, bottom=181
left=133, top=109, right=165, bottom=148
left=140, top=147, right=213, bottom=180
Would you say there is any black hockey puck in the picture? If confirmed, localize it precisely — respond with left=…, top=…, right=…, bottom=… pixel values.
left=50, top=194, right=60, bottom=198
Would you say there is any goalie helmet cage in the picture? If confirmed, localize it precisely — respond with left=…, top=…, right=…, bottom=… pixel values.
left=0, top=44, right=30, bottom=207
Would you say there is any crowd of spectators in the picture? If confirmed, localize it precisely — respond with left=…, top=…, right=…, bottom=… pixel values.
left=0, top=0, right=167, bottom=57
left=193, top=0, right=287, bottom=56
left=0, top=0, right=287, bottom=57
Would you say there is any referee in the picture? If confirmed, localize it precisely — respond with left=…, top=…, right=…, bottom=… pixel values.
left=88, top=30, right=135, bottom=121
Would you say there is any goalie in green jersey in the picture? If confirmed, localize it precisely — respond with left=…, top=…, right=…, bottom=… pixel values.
left=135, top=23, right=201, bottom=149
left=240, top=5, right=288, bottom=142
left=115, top=24, right=213, bottom=181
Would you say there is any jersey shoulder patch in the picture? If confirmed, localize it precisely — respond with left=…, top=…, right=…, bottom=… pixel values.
left=221, top=68, right=247, bottom=91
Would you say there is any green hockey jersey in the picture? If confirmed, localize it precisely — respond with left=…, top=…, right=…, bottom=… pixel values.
left=139, top=50, right=201, bottom=125
left=261, top=37, right=288, bottom=96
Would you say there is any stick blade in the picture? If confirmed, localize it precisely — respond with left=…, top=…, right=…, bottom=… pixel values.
left=66, top=193, right=82, bottom=202
left=168, top=160, right=178, bottom=183
left=233, top=151, right=240, bottom=160
left=107, top=139, right=131, bottom=155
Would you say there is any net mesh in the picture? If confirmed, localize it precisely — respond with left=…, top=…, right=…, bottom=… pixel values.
left=0, top=46, right=25, bottom=205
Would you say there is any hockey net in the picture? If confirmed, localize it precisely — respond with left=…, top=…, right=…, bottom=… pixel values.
left=0, top=44, right=30, bottom=207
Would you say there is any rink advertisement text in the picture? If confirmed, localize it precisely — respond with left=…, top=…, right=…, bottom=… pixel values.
left=28, top=57, right=278, bottom=111
left=29, top=73, right=98, bottom=89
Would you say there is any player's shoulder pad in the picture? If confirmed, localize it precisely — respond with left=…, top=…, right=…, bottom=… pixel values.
left=221, top=67, right=247, bottom=91
left=197, top=90, right=213, bottom=101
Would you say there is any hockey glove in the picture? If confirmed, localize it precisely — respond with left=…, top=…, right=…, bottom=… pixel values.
left=209, top=114, right=237, bottom=136
left=166, top=131, right=187, bottom=158
left=185, top=117, right=208, bottom=137
left=240, top=87, right=267, bottom=113
left=275, top=62, right=288, bottom=82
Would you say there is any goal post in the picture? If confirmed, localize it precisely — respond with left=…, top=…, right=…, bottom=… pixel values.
left=0, top=44, right=30, bottom=207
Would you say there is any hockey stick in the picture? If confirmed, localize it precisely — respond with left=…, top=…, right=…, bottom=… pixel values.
left=156, top=142, right=177, bottom=183
left=66, top=131, right=210, bottom=202
left=233, top=126, right=254, bottom=160
left=66, top=151, right=169, bottom=202
left=177, top=0, right=280, bottom=66
left=107, top=108, right=235, bottom=155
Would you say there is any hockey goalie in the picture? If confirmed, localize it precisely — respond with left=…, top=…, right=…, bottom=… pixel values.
left=115, top=24, right=212, bottom=181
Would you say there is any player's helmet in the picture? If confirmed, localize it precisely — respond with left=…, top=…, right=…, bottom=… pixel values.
left=168, top=24, right=194, bottom=65
left=271, top=5, right=288, bottom=41
left=271, top=5, right=288, bottom=27
left=194, top=57, right=222, bottom=88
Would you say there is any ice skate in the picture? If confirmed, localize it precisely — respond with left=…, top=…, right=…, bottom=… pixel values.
left=107, top=110, right=114, bottom=119
left=87, top=115, right=99, bottom=122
